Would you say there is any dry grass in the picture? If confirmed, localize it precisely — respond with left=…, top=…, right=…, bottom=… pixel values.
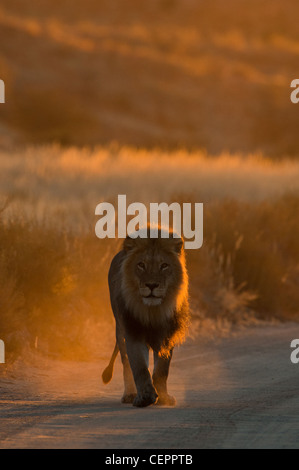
left=2, top=145, right=299, bottom=221
left=0, top=212, right=117, bottom=362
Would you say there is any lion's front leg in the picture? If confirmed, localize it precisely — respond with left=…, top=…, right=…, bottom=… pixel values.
left=125, top=335, right=158, bottom=407
left=153, top=349, right=176, bottom=406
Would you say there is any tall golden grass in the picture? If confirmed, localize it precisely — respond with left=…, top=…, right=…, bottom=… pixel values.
left=0, top=145, right=298, bottom=362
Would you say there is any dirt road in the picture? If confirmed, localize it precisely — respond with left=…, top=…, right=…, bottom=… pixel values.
left=1, top=323, right=299, bottom=449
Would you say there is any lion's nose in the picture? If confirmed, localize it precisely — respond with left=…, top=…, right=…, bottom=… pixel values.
left=145, top=282, right=159, bottom=291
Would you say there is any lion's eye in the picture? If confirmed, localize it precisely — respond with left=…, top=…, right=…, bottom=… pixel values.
left=160, top=263, right=169, bottom=271
left=137, top=262, right=146, bottom=270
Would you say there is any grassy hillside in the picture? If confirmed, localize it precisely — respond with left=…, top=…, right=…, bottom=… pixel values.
left=0, top=0, right=299, bottom=156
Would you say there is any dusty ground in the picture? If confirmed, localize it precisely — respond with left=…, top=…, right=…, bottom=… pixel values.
left=0, top=323, right=299, bottom=449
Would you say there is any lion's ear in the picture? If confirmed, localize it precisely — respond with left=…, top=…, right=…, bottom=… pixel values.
left=123, top=236, right=137, bottom=252
left=173, top=237, right=184, bottom=254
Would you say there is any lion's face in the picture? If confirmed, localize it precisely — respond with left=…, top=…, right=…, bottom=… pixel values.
left=135, top=247, right=182, bottom=306
left=120, top=229, right=188, bottom=325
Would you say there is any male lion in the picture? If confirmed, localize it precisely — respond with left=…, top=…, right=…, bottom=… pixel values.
left=102, top=227, right=189, bottom=407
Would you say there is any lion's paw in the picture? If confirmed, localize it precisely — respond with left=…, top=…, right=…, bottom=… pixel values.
left=133, top=389, right=158, bottom=408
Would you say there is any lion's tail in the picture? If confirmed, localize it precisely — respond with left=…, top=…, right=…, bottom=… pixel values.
left=102, top=342, right=119, bottom=384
